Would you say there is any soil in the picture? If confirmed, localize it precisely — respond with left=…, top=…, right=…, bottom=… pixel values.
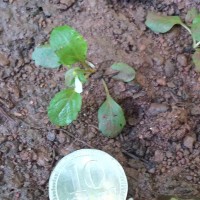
left=1, top=0, right=200, bottom=199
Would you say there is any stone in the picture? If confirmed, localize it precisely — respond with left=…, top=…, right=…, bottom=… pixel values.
left=148, top=103, right=169, bottom=116
left=153, top=54, right=164, bottom=65
left=177, top=54, right=187, bottom=66
left=87, top=132, right=95, bottom=140
left=12, top=172, right=24, bottom=188
left=154, top=150, right=164, bottom=162
left=166, top=151, right=173, bottom=158
left=164, top=60, right=175, bottom=77
left=47, top=132, right=56, bottom=141
left=183, top=136, right=195, bottom=149
left=161, top=167, right=166, bottom=173
left=186, top=175, right=193, bottom=181
left=113, top=81, right=126, bottom=94
left=156, top=78, right=166, bottom=86
left=56, top=131, right=66, bottom=144
left=0, top=135, right=6, bottom=144
left=148, top=168, right=156, bottom=174
left=60, top=0, right=76, bottom=6
left=167, top=82, right=176, bottom=88
left=128, top=117, right=136, bottom=126
left=0, top=52, right=10, bottom=66
left=125, top=167, right=139, bottom=179
left=190, top=105, right=200, bottom=116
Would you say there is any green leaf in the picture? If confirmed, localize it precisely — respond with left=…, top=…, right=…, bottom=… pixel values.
left=185, top=8, right=198, bottom=24
left=50, top=25, right=88, bottom=65
left=32, top=45, right=60, bottom=68
left=98, top=94, right=126, bottom=138
left=48, top=89, right=82, bottom=126
left=145, top=12, right=182, bottom=33
left=191, top=15, right=200, bottom=42
left=65, top=67, right=87, bottom=88
left=192, top=49, right=200, bottom=71
left=111, top=63, right=136, bottom=82
left=77, top=71, right=87, bottom=83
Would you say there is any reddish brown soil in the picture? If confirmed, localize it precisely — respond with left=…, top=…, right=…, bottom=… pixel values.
left=0, top=0, right=200, bottom=200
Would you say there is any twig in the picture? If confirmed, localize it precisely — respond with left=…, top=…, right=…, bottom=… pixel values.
left=88, top=124, right=99, bottom=130
left=0, top=106, right=16, bottom=124
left=122, top=149, right=152, bottom=168
left=60, top=128, right=94, bottom=148
left=17, top=119, right=93, bottom=148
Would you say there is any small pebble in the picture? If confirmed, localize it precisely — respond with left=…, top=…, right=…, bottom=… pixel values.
left=166, top=151, right=173, bottom=158
left=164, top=60, right=175, bottom=77
left=47, top=132, right=56, bottom=141
left=0, top=52, right=10, bottom=66
left=161, top=167, right=166, bottom=173
left=113, top=81, right=126, bottom=94
left=186, top=175, right=193, bottom=181
left=177, top=54, right=187, bottom=66
left=148, top=103, right=169, bottom=116
left=153, top=54, right=164, bottom=65
left=156, top=78, right=166, bottom=86
left=167, top=82, right=176, bottom=88
left=148, top=168, right=156, bottom=174
left=57, top=131, right=66, bottom=144
left=183, top=136, right=195, bottom=149
left=190, top=106, right=200, bottom=116
left=154, top=150, right=164, bottom=162
left=128, top=117, right=136, bottom=126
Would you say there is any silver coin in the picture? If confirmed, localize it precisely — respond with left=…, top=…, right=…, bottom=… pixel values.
left=49, top=149, right=128, bottom=200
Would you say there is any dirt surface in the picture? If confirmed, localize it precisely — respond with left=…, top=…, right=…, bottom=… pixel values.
left=1, top=0, right=200, bottom=199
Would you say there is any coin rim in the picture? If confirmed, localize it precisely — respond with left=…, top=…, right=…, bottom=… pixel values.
left=49, top=149, right=128, bottom=200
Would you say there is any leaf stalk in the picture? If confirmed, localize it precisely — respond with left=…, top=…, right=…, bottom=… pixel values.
left=194, top=41, right=200, bottom=49
left=102, top=79, right=110, bottom=97
left=181, top=23, right=192, bottom=34
left=81, top=60, right=96, bottom=73
left=180, top=23, right=200, bottom=49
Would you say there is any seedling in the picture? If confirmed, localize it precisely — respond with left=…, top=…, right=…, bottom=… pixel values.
left=32, top=25, right=135, bottom=138
left=145, top=8, right=200, bottom=71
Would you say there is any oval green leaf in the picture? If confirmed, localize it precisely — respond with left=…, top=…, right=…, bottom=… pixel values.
left=191, top=15, right=200, bottom=42
left=192, top=49, right=200, bottom=72
left=48, top=89, right=82, bottom=126
left=111, top=62, right=136, bottom=82
left=145, top=12, right=182, bottom=33
left=50, top=25, right=88, bottom=65
left=32, top=45, right=60, bottom=68
left=98, top=95, right=126, bottom=138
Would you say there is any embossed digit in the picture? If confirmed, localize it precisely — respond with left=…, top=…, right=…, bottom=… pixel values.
left=83, top=160, right=105, bottom=189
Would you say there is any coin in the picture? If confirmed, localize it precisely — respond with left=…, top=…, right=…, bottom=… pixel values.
left=49, top=149, right=128, bottom=200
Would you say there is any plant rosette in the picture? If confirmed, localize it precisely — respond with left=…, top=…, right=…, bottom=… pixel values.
left=32, top=25, right=136, bottom=138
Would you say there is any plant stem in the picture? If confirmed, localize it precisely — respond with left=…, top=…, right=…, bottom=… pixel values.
left=102, top=79, right=110, bottom=97
left=181, top=23, right=192, bottom=34
left=194, top=41, right=200, bottom=49
left=85, top=60, right=96, bottom=69
left=180, top=23, right=198, bottom=49
left=81, top=60, right=96, bottom=73
left=81, top=60, right=91, bottom=70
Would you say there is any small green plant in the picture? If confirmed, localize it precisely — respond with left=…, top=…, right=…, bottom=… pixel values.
left=32, top=25, right=135, bottom=138
left=145, top=8, right=200, bottom=71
